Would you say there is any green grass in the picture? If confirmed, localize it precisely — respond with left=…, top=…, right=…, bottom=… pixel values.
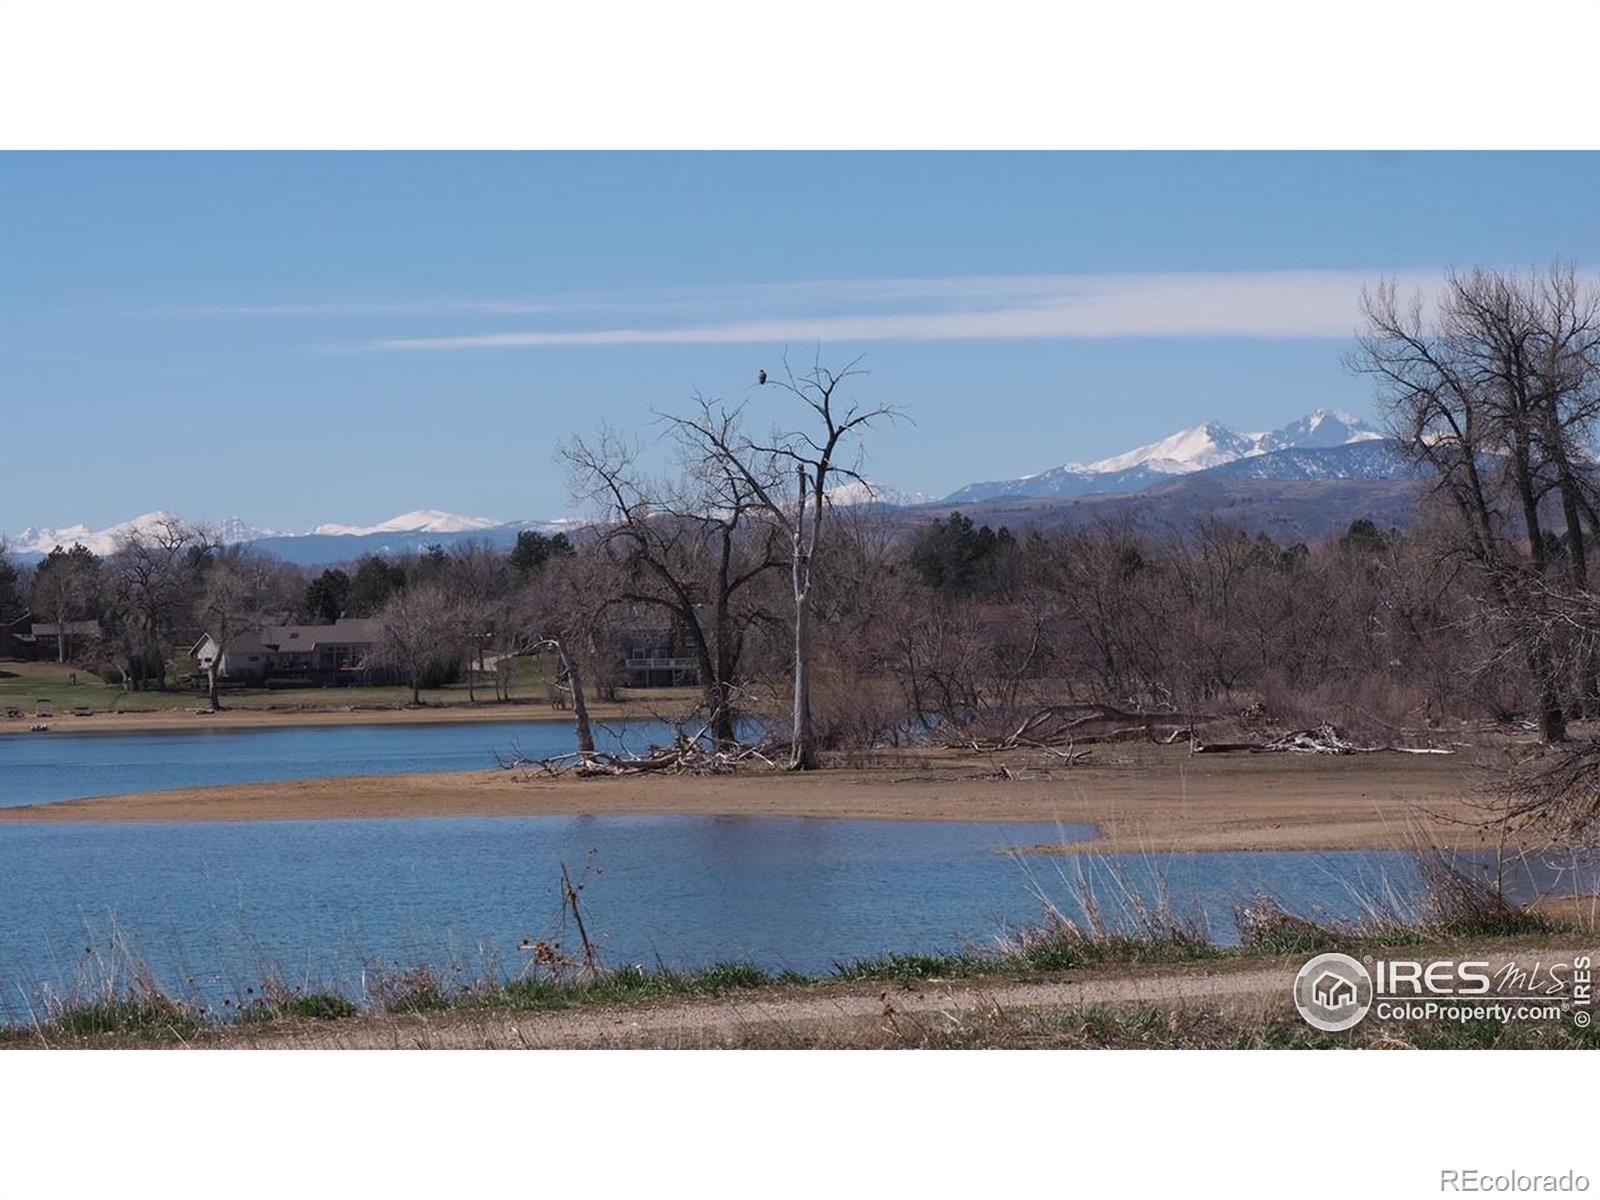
left=280, top=992, right=360, bottom=1020
left=0, top=657, right=553, bottom=716
left=488, top=961, right=778, bottom=1012
left=832, top=951, right=1011, bottom=981
left=14, top=997, right=202, bottom=1044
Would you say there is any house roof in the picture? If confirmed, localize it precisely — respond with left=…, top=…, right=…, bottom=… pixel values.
left=29, top=620, right=101, bottom=637
left=261, top=617, right=381, bottom=650
left=201, top=618, right=384, bottom=659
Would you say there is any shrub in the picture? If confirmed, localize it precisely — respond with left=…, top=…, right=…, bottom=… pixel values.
left=370, top=965, right=452, bottom=1014
left=282, top=992, right=359, bottom=1021
left=1233, top=895, right=1340, bottom=955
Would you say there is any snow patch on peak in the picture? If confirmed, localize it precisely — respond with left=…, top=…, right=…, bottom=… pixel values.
left=8, top=512, right=284, bottom=557
left=942, top=409, right=1390, bottom=505
left=311, top=510, right=501, bottom=537
left=1079, top=421, right=1258, bottom=476
left=11, top=511, right=180, bottom=556
left=827, top=480, right=929, bottom=507
left=1256, top=409, right=1381, bottom=453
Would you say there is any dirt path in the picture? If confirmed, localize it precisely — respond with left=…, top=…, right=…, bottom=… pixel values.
left=0, top=743, right=1514, bottom=854
left=216, top=941, right=1593, bottom=1049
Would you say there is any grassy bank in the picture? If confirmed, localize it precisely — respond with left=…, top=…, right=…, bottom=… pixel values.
left=7, top=853, right=1592, bottom=1050
left=7, top=931, right=1593, bottom=1051
left=0, top=658, right=710, bottom=737
left=0, top=658, right=547, bottom=715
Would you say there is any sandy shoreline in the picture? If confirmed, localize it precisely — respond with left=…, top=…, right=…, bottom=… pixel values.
left=0, top=743, right=1514, bottom=853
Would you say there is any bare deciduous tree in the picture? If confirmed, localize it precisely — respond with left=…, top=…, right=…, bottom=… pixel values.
left=104, top=518, right=208, bottom=690
left=562, top=424, right=784, bottom=749
left=195, top=547, right=287, bottom=711
left=664, top=355, right=898, bottom=769
left=30, top=543, right=100, bottom=663
left=371, top=580, right=464, bottom=706
left=518, top=550, right=615, bottom=757
left=1349, top=266, right=1600, bottom=743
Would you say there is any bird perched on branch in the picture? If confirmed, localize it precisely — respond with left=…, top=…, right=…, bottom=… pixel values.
left=758, top=369, right=767, bottom=385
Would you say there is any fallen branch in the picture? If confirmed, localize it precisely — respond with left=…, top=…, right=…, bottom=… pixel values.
left=1189, top=722, right=1456, bottom=756
left=500, top=734, right=785, bottom=778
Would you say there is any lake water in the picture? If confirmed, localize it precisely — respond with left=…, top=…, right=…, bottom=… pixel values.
left=0, top=718, right=671, bottom=808
left=1, top=723, right=1592, bottom=1021
left=2, top=811, right=1590, bottom=1021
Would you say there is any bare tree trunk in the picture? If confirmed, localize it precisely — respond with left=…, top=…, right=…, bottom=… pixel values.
left=790, top=494, right=818, bottom=772
left=1528, top=635, right=1568, bottom=743
left=1491, top=569, right=1569, bottom=743
left=791, top=586, right=816, bottom=769
left=1549, top=438, right=1596, bottom=710
left=557, top=642, right=596, bottom=756
left=712, top=597, right=738, bottom=750
left=207, top=662, right=221, bottom=712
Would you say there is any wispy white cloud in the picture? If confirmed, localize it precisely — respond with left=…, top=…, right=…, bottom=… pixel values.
left=360, top=269, right=1448, bottom=350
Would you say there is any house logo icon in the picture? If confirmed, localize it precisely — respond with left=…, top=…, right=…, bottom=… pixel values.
left=1312, top=971, right=1357, bottom=1010
left=1293, top=953, right=1373, bottom=1032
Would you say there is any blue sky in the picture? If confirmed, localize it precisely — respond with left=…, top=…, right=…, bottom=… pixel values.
left=2, top=152, right=1597, bottom=531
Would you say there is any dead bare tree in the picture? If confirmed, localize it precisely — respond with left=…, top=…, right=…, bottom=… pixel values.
left=664, top=354, right=898, bottom=770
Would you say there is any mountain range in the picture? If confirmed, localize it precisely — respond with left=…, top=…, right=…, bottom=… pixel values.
left=6, top=509, right=576, bottom=566
left=5, top=411, right=1421, bottom=565
left=944, top=410, right=1390, bottom=503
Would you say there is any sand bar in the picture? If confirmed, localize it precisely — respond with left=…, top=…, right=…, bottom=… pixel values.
left=0, top=743, right=1512, bottom=853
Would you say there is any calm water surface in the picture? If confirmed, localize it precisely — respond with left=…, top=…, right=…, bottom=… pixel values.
left=2, top=724, right=1592, bottom=1019
left=0, top=718, right=672, bottom=807
left=2, top=811, right=1588, bottom=1019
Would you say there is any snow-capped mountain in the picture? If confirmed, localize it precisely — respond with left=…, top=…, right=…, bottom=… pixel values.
left=1256, top=410, right=1384, bottom=454
left=8, top=511, right=283, bottom=557
left=309, top=509, right=502, bottom=537
left=828, top=480, right=933, bottom=507
left=6, top=509, right=530, bottom=564
left=1204, top=439, right=1408, bottom=483
left=1069, top=420, right=1263, bottom=476
left=946, top=410, right=1385, bottom=503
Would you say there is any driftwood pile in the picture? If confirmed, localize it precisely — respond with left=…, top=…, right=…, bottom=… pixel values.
left=1191, top=722, right=1455, bottom=756
left=948, top=706, right=1456, bottom=760
left=500, top=730, right=783, bottom=779
left=950, top=702, right=1209, bottom=763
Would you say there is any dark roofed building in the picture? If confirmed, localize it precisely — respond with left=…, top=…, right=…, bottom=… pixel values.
left=0, top=612, right=34, bottom=659
left=14, top=619, right=102, bottom=662
left=193, top=618, right=383, bottom=685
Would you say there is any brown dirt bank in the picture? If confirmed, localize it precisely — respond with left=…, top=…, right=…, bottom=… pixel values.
left=0, top=700, right=641, bottom=737
left=0, top=743, right=1517, bottom=853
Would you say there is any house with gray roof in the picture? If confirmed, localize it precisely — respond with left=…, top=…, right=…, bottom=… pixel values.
left=193, top=618, right=383, bottom=685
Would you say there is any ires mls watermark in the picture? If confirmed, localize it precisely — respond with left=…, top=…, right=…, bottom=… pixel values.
left=1292, top=951, right=1593, bottom=1032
